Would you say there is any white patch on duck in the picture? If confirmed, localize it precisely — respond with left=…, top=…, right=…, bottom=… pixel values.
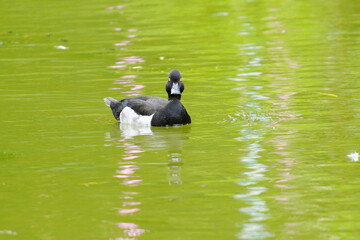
left=120, top=106, right=154, bottom=126
left=171, top=82, right=181, bottom=95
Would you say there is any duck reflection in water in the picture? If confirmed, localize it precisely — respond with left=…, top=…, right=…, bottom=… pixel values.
left=105, top=123, right=190, bottom=239
left=106, top=122, right=191, bottom=184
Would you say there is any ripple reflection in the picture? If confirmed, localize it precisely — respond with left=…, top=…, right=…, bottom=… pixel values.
left=105, top=4, right=148, bottom=238
left=233, top=13, right=275, bottom=239
left=105, top=123, right=190, bottom=238
left=235, top=138, right=273, bottom=239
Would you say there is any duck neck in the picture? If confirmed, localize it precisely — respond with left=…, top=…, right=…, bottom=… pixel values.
left=168, top=94, right=181, bottom=101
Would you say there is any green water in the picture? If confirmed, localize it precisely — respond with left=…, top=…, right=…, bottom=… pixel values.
left=1, top=0, right=360, bottom=239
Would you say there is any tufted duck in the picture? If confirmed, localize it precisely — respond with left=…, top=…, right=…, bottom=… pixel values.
left=104, top=69, right=191, bottom=126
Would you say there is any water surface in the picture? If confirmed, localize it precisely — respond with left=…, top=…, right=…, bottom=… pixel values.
left=1, top=0, right=360, bottom=239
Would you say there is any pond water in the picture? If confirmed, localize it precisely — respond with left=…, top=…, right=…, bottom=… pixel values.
left=1, top=0, right=360, bottom=239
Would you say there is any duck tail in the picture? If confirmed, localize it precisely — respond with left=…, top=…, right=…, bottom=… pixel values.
left=104, top=97, right=117, bottom=107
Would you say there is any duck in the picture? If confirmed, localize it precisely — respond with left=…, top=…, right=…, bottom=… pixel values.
left=104, top=69, right=191, bottom=126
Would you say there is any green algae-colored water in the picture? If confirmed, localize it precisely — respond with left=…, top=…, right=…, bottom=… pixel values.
left=1, top=0, right=360, bottom=239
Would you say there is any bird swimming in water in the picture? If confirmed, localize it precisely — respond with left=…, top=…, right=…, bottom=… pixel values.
left=104, top=69, right=191, bottom=126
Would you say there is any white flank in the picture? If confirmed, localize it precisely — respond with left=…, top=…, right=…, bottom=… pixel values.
left=171, top=82, right=181, bottom=94
left=120, top=106, right=154, bottom=126
left=347, top=152, right=359, bottom=162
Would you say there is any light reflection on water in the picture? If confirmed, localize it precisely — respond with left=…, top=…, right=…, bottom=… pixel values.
left=105, top=124, right=190, bottom=239
left=232, top=88, right=274, bottom=238
left=232, top=12, right=278, bottom=239
left=105, top=130, right=146, bottom=239
left=230, top=4, right=313, bottom=237
left=235, top=136, right=273, bottom=239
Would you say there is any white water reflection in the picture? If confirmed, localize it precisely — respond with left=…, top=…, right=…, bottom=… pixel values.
left=233, top=16, right=274, bottom=238
left=120, top=123, right=153, bottom=139
left=167, top=152, right=183, bottom=185
left=235, top=139, right=274, bottom=239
